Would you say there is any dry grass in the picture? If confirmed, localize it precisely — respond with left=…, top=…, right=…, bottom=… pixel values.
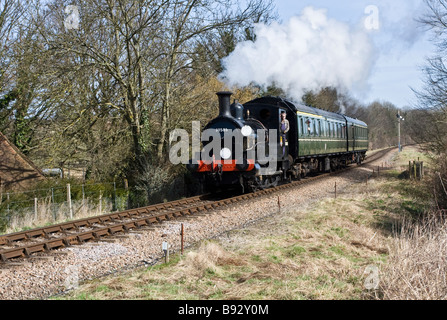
left=379, top=215, right=447, bottom=300
left=56, top=147, right=447, bottom=300
left=5, top=198, right=113, bottom=233
left=59, top=190, right=392, bottom=300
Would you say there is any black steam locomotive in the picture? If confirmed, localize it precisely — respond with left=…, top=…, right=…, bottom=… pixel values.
left=188, top=91, right=368, bottom=193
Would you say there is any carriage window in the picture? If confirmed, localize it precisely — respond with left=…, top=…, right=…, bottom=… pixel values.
left=316, top=120, right=320, bottom=136
left=300, top=118, right=305, bottom=136
left=306, top=118, right=311, bottom=135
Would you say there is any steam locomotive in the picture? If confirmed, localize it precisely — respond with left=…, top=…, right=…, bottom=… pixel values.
left=187, top=91, right=368, bottom=193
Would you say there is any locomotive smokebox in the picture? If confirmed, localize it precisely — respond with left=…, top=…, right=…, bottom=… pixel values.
left=217, top=91, right=233, bottom=118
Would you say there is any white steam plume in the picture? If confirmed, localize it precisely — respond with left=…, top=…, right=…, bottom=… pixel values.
left=220, top=7, right=376, bottom=102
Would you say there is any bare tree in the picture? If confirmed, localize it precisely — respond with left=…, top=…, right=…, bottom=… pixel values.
left=35, top=0, right=168, bottom=167
left=413, top=0, right=447, bottom=153
left=154, top=0, right=276, bottom=160
left=0, top=0, right=24, bottom=92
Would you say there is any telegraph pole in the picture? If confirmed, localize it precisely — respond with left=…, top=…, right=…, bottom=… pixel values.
left=397, top=111, right=404, bottom=152
left=398, top=111, right=401, bottom=152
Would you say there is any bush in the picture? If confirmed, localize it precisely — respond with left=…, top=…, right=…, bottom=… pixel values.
left=431, top=154, right=447, bottom=210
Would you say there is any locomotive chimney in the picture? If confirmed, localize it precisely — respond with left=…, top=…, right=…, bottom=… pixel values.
left=216, top=91, right=233, bottom=118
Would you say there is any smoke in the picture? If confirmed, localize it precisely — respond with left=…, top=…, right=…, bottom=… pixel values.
left=220, top=6, right=376, bottom=102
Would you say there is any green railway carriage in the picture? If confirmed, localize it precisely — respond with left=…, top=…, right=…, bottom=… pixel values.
left=244, top=96, right=368, bottom=176
left=295, top=104, right=348, bottom=157
left=346, top=116, right=369, bottom=153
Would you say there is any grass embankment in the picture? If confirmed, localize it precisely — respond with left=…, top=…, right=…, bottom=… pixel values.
left=56, top=147, right=445, bottom=300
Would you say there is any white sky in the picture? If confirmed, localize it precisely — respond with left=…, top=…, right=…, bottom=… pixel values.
left=272, top=0, right=435, bottom=109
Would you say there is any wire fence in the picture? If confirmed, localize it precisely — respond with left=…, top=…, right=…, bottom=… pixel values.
left=0, top=182, right=129, bottom=234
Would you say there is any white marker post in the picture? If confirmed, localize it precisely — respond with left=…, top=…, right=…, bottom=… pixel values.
left=162, top=241, right=169, bottom=263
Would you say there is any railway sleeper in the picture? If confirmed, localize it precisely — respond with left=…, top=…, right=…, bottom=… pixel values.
left=24, top=244, right=46, bottom=256
left=44, top=239, right=66, bottom=250
left=123, top=222, right=136, bottom=231
left=25, top=230, right=46, bottom=239
left=108, top=225, right=125, bottom=234
left=4, top=233, right=28, bottom=243
left=146, top=217, right=158, bottom=224
left=0, top=237, right=8, bottom=246
left=44, top=226, right=63, bottom=235
left=87, top=218, right=101, bottom=225
left=77, top=232, right=96, bottom=243
left=74, top=221, right=89, bottom=229
left=1, top=248, right=25, bottom=261
left=93, top=228, right=110, bottom=238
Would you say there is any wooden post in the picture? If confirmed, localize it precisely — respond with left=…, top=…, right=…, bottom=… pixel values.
left=7, top=192, right=10, bottom=214
left=113, top=181, right=117, bottom=212
left=51, top=188, right=56, bottom=221
left=124, top=178, right=129, bottom=210
left=99, top=190, right=103, bottom=214
left=34, top=198, right=38, bottom=221
left=0, top=178, right=3, bottom=205
left=420, top=162, right=424, bottom=179
left=414, top=161, right=417, bottom=180
left=335, top=182, right=337, bottom=199
left=181, top=223, right=184, bottom=255
left=82, top=184, right=85, bottom=207
left=67, top=184, right=73, bottom=219
left=277, top=195, right=281, bottom=212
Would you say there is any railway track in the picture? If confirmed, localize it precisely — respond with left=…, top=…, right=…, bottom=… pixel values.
left=0, top=147, right=395, bottom=263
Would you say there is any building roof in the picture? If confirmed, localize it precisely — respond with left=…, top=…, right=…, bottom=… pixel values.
left=0, top=131, right=45, bottom=191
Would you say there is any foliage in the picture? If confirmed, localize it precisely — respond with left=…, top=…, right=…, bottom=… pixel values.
left=413, top=0, right=447, bottom=209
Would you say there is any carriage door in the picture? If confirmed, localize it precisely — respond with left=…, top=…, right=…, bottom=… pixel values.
left=350, top=125, right=355, bottom=152
left=279, top=108, right=289, bottom=161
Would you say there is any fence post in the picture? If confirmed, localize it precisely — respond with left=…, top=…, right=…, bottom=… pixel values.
left=113, top=181, right=117, bottom=212
left=34, top=198, right=38, bottom=221
left=0, top=179, right=3, bottom=205
left=51, top=188, right=56, bottom=221
left=67, top=183, right=73, bottom=219
left=335, top=182, right=337, bottom=199
left=99, top=190, right=103, bottom=214
left=181, top=223, right=184, bottom=255
left=124, top=178, right=129, bottom=210
left=82, top=184, right=85, bottom=205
